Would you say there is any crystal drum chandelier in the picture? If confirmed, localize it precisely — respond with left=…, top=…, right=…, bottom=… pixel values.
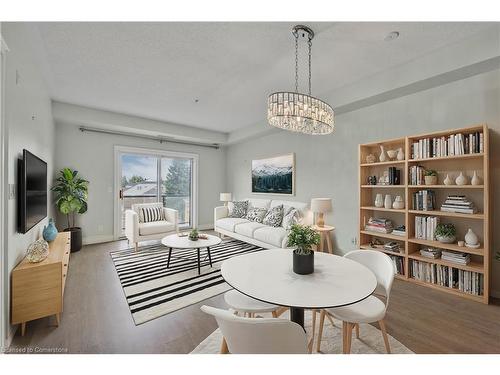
left=267, top=25, right=334, bottom=135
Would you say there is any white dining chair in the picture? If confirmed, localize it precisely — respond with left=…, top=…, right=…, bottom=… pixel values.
left=224, top=289, right=281, bottom=318
left=201, top=305, right=308, bottom=354
left=316, top=249, right=395, bottom=354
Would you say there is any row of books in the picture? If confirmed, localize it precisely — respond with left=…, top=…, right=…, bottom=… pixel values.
left=409, top=165, right=426, bottom=185
left=410, top=260, right=483, bottom=295
left=389, top=255, right=404, bottom=275
left=387, top=167, right=401, bottom=185
left=365, top=217, right=393, bottom=234
left=412, top=190, right=436, bottom=211
left=410, top=132, right=483, bottom=159
left=415, top=215, right=439, bottom=241
left=392, top=225, right=406, bottom=237
left=440, top=195, right=477, bottom=214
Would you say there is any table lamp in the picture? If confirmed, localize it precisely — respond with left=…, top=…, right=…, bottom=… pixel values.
left=220, top=193, right=232, bottom=207
left=311, top=198, right=332, bottom=227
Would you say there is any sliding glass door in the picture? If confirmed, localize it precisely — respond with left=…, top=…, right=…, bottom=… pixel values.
left=116, top=147, right=197, bottom=238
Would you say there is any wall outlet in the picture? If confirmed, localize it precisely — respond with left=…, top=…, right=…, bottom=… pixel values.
left=8, top=183, right=15, bottom=200
left=351, top=237, right=357, bottom=246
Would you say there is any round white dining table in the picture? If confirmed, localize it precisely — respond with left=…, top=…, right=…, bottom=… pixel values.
left=221, top=249, right=377, bottom=328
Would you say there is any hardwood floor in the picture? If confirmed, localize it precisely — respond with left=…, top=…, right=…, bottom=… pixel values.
left=9, top=239, right=500, bottom=354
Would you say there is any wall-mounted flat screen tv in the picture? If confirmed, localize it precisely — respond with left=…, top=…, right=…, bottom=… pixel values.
left=18, top=149, right=47, bottom=233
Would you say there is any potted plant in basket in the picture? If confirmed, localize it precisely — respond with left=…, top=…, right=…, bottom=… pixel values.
left=188, top=228, right=199, bottom=241
left=435, top=223, right=456, bottom=244
left=52, top=168, right=89, bottom=252
left=424, top=170, right=438, bottom=185
left=287, top=224, right=321, bottom=275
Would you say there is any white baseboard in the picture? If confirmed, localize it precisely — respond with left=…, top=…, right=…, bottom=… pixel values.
left=198, top=223, right=214, bottom=231
left=82, top=235, right=115, bottom=245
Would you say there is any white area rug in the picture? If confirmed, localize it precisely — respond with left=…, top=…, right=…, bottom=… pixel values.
left=191, top=310, right=413, bottom=354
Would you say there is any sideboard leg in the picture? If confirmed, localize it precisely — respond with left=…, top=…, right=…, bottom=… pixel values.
left=55, top=313, right=60, bottom=326
left=21, top=322, right=26, bottom=336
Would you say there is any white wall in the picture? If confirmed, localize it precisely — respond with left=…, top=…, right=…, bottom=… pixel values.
left=226, top=69, right=500, bottom=295
left=54, top=122, right=226, bottom=243
left=3, top=23, right=55, bottom=342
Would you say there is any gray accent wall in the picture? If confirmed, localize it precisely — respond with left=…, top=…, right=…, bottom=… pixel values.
left=226, top=69, right=500, bottom=295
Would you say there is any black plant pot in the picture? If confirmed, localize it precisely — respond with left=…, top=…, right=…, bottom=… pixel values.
left=64, top=227, right=82, bottom=252
left=293, top=249, right=314, bottom=275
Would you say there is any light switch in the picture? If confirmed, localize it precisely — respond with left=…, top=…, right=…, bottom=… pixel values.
left=8, top=183, right=15, bottom=199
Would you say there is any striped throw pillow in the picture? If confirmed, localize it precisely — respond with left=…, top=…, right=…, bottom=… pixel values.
left=140, top=206, right=164, bottom=223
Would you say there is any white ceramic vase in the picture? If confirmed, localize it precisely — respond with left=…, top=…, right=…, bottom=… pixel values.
left=471, top=171, right=481, bottom=186
left=397, top=147, right=404, bottom=161
left=379, top=145, right=386, bottom=162
left=443, top=174, right=453, bottom=185
left=465, top=228, right=479, bottom=246
left=384, top=194, right=392, bottom=209
left=374, top=193, right=383, bottom=208
left=455, top=172, right=468, bottom=186
left=392, top=195, right=404, bottom=209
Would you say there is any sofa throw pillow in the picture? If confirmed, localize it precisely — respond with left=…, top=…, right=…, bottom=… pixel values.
left=140, top=206, right=164, bottom=223
left=282, top=208, right=301, bottom=230
left=245, top=208, right=268, bottom=223
left=228, top=200, right=249, bottom=218
left=262, top=205, right=284, bottom=227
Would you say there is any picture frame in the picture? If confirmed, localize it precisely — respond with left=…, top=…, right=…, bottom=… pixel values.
left=251, top=153, right=295, bottom=195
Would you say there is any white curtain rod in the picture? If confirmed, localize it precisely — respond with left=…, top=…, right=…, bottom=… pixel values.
left=79, top=126, right=220, bottom=150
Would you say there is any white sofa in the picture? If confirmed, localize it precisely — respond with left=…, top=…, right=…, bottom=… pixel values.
left=125, top=202, right=179, bottom=251
left=214, top=198, right=311, bottom=249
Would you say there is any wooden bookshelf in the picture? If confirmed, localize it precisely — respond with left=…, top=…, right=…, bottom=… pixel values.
left=359, top=124, right=490, bottom=303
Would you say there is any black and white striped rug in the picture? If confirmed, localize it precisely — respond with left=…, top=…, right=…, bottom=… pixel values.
left=110, top=239, right=264, bottom=325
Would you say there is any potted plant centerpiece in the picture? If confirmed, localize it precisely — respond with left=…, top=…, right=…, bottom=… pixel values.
left=435, top=223, right=456, bottom=244
left=424, top=170, right=438, bottom=185
left=189, top=228, right=199, bottom=241
left=287, top=224, right=321, bottom=275
left=52, top=168, right=89, bottom=252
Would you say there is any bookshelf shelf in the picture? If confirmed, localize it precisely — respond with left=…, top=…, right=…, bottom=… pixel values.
left=360, top=160, right=406, bottom=167
left=359, top=124, right=490, bottom=304
left=407, top=185, right=484, bottom=189
left=407, top=210, right=484, bottom=220
left=408, top=253, right=484, bottom=273
left=361, top=206, right=405, bottom=213
left=408, top=238, right=484, bottom=256
left=360, top=244, right=405, bottom=257
left=408, top=153, right=484, bottom=163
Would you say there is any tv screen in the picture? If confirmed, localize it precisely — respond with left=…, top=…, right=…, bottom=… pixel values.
left=18, top=149, right=47, bottom=234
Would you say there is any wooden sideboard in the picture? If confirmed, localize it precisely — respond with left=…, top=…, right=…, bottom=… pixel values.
left=11, top=232, right=71, bottom=335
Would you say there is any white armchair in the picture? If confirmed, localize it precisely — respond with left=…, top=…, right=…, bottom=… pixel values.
left=125, top=202, right=179, bottom=251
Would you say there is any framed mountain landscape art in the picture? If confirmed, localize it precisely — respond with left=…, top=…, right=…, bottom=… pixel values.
left=251, top=153, right=295, bottom=195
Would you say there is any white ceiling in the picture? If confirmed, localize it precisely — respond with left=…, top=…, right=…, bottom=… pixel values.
left=32, top=22, right=495, bottom=133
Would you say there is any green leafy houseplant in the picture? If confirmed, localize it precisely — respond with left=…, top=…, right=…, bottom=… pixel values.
left=287, top=224, right=321, bottom=255
left=435, top=223, right=456, bottom=243
left=52, top=168, right=89, bottom=229
left=189, top=228, right=199, bottom=241
left=424, top=170, right=438, bottom=177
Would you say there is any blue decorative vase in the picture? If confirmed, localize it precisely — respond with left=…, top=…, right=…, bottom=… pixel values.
left=43, top=218, right=58, bottom=242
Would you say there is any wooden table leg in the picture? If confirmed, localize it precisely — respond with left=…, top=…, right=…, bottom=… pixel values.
left=326, top=233, right=333, bottom=254
left=55, top=313, right=60, bottom=326
left=21, top=322, right=26, bottom=336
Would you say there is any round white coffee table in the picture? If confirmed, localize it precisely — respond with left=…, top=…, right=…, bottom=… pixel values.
left=161, top=234, right=222, bottom=275
left=221, top=249, right=377, bottom=328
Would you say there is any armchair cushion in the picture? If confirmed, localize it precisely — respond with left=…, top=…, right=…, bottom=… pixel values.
left=139, top=206, right=164, bottom=223
left=139, top=220, right=176, bottom=236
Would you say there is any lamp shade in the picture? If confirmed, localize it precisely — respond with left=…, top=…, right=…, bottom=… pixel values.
left=220, top=193, right=232, bottom=202
left=310, top=198, right=332, bottom=213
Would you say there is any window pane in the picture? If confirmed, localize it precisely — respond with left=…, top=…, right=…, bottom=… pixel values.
left=161, top=158, right=192, bottom=227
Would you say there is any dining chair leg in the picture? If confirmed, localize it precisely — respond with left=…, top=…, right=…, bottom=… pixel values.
left=316, top=310, right=326, bottom=353
left=275, top=307, right=288, bottom=317
left=344, top=323, right=353, bottom=354
left=272, top=310, right=278, bottom=318
left=220, top=337, right=229, bottom=354
left=325, top=313, right=336, bottom=327
left=342, top=321, right=347, bottom=353
left=378, top=320, right=391, bottom=354
left=355, top=323, right=360, bottom=339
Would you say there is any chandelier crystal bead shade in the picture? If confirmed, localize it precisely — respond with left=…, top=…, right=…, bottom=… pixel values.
left=267, top=25, right=334, bottom=135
